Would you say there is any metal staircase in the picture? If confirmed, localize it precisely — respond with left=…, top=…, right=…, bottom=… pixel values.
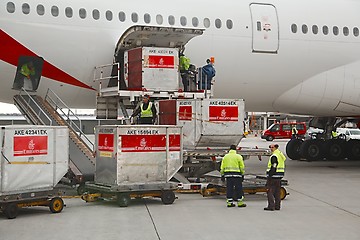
left=13, top=88, right=95, bottom=185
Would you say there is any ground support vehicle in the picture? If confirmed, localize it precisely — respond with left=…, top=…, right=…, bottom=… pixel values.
left=197, top=174, right=289, bottom=200
left=0, top=125, right=69, bottom=218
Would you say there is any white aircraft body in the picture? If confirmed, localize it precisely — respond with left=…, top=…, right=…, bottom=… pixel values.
left=1, top=0, right=360, bottom=117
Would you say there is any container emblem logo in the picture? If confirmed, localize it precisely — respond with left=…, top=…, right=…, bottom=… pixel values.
left=28, top=139, right=35, bottom=150
left=140, top=138, right=147, bottom=147
left=221, top=109, right=227, bottom=118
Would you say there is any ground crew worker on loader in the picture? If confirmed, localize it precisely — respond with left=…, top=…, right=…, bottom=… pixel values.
left=131, top=94, right=157, bottom=124
left=179, top=53, right=191, bottom=91
left=264, top=144, right=286, bottom=211
left=220, top=144, right=246, bottom=208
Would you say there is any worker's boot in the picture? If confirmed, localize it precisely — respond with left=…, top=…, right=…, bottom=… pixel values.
left=227, top=199, right=235, bottom=207
left=237, top=197, right=247, bottom=208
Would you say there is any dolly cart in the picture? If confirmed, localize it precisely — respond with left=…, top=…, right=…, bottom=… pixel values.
left=82, top=182, right=178, bottom=207
left=200, top=174, right=289, bottom=200
left=0, top=191, right=65, bottom=219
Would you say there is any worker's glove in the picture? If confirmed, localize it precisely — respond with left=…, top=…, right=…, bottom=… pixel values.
left=221, top=175, right=225, bottom=182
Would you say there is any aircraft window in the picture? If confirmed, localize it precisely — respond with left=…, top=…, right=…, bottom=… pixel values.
left=131, top=12, right=138, bottom=23
left=226, top=19, right=233, bottom=29
left=92, top=9, right=100, bottom=20
left=144, top=13, right=151, bottom=23
left=333, top=26, right=339, bottom=36
left=180, top=16, right=187, bottom=26
left=22, top=3, right=30, bottom=14
left=51, top=6, right=59, bottom=17
left=215, top=19, right=222, bottom=29
left=343, top=27, right=349, bottom=36
left=168, top=15, right=175, bottom=25
left=156, top=14, right=163, bottom=25
left=312, top=25, right=318, bottom=34
left=204, top=18, right=210, bottom=28
left=36, top=4, right=45, bottom=16
left=65, top=7, right=73, bottom=18
left=354, top=27, right=359, bottom=37
left=79, top=8, right=86, bottom=19
left=119, top=11, right=126, bottom=22
left=322, top=26, right=329, bottom=35
left=192, top=17, right=199, bottom=27
left=291, top=24, right=297, bottom=33
left=106, top=10, right=113, bottom=21
left=301, top=24, right=308, bottom=34
left=7, top=2, right=15, bottom=13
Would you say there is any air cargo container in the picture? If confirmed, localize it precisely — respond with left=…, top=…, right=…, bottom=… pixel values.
left=158, top=99, right=245, bottom=149
left=83, top=125, right=182, bottom=207
left=0, top=125, right=69, bottom=218
left=124, top=47, right=179, bottom=91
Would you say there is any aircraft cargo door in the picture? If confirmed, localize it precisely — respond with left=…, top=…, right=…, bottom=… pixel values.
left=250, top=3, right=279, bottom=53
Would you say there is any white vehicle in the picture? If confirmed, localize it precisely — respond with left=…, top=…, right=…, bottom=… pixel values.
left=337, top=128, right=360, bottom=141
left=1, top=0, right=360, bottom=161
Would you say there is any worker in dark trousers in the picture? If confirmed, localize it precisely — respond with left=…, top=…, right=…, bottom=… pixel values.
left=264, top=144, right=286, bottom=211
left=220, top=144, right=246, bottom=208
left=131, top=95, right=157, bottom=124
left=291, top=125, right=298, bottom=139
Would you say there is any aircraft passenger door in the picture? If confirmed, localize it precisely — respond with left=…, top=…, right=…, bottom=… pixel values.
left=250, top=3, right=279, bottom=53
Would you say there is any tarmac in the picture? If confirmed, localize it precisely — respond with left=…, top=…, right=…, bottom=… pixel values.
left=1, top=136, right=360, bottom=240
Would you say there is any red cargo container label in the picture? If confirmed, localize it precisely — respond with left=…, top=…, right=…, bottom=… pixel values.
left=98, top=134, right=114, bottom=152
left=147, top=55, right=175, bottom=68
left=209, top=106, right=238, bottom=121
left=179, top=106, right=192, bottom=121
left=121, top=134, right=180, bottom=152
left=13, top=136, right=48, bottom=156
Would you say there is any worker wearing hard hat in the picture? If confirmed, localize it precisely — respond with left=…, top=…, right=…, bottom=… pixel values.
left=220, top=145, right=246, bottom=208
left=264, top=144, right=286, bottom=211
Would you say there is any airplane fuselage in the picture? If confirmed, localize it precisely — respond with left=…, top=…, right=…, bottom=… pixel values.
left=1, top=0, right=360, bottom=116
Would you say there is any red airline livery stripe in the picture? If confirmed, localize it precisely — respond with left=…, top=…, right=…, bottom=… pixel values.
left=0, top=29, right=94, bottom=90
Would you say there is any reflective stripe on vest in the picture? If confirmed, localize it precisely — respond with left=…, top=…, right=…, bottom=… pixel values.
left=267, top=149, right=286, bottom=177
left=140, top=102, right=153, bottom=118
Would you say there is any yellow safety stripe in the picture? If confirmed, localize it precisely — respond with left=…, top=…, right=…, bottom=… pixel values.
left=8, top=161, right=50, bottom=165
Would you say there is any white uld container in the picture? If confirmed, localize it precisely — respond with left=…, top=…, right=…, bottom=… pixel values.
left=158, top=99, right=245, bottom=149
left=124, top=47, right=179, bottom=91
left=95, top=125, right=182, bottom=186
left=0, top=125, right=69, bottom=196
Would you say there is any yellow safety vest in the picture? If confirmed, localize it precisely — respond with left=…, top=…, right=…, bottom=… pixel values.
left=140, top=102, right=153, bottom=118
left=220, top=150, right=245, bottom=177
left=267, top=149, right=286, bottom=178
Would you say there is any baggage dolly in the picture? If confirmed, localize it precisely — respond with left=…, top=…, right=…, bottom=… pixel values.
left=200, top=174, right=289, bottom=200
left=81, top=182, right=178, bottom=207
left=0, top=190, right=65, bottom=219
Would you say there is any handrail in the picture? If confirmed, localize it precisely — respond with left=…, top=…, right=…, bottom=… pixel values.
left=45, top=88, right=94, bottom=150
left=17, top=88, right=52, bottom=126
left=93, top=63, right=120, bottom=93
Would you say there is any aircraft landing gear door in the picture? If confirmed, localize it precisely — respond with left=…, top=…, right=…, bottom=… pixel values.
left=250, top=3, right=279, bottom=53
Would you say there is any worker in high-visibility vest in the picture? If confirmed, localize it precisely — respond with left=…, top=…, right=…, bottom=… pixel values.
left=264, top=144, right=286, bottom=211
left=220, top=144, right=246, bottom=208
left=179, top=53, right=191, bottom=91
left=291, top=125, right=298, bottom=139
left=131, top=95, right=157, bottom=124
